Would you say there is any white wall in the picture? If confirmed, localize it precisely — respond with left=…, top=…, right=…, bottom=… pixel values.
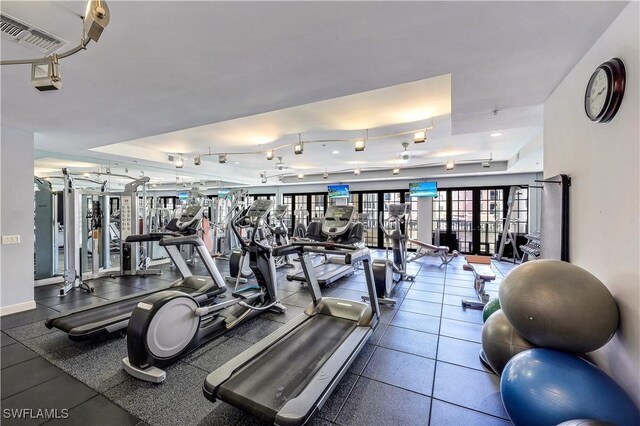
left=544, top=3, right=639, bottom=406
left=0, top=127, right=36, bottom=315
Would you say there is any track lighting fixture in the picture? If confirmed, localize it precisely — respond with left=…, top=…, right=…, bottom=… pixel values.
left=414, top=130, right=426, bottom=144
left=294, top=134, right=304, bottom=155
left=218, top=154, right=227, bottom=164
left=482, top=161, right=491, bottom=168
left=355, top=139, right=366, bottom=152
left=354, top=167, right=361, bottom=176
left=261, top=177, right=267, bottom=184
left=194, top=156, right=201, bottom=166
left=297, top=173, right=304, bottom=179
left=2, top=1, right=111, bottom=91
left=323, top=170, right=328, bottom=180
left=392, top=168, right=400, bottom=175
left=266, top=149, right=274, bottom=160
left=31, top=55, right=61, bottom=91
left=446, top=160, right=455, bottom=170
left=278, top=175, right=284, bottom=182
left=175, top=156, right=184, bottom=168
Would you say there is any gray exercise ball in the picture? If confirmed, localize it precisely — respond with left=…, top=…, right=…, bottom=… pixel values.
left=557, top=420, right=616, bottom=426
left=481, top=309, right=536, bottom=375
left=499, top=260, right=619, bottom=353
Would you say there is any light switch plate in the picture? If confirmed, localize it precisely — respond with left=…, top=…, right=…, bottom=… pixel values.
left=1, top=235, right=20, bottom=244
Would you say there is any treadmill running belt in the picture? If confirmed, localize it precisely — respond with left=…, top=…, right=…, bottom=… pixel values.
left=47, top=285, right=205, bottom=336
left=218, top=314, right=356, bottom=421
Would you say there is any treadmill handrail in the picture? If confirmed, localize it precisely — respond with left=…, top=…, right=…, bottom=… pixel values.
left=159, top=235, right=205, bottom=247
left=273, top=241, right=369, bottom=264
left=125, top=232, right=181, bottom=243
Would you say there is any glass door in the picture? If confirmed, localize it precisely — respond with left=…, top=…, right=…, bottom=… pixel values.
left=360, top=192, right=378, bottom=247
left=479, top=189, right=503, bottom=255
left=450, top=190, right=474, bottom=253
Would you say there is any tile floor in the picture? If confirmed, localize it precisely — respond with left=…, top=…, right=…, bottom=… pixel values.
left=1, top=250, right=517, bottom=425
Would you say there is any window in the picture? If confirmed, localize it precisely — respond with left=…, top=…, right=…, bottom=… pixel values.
left=282, top=195, right=293, bottom=233
left=381, top=192, right=402, bottom=248
left=310, top=194, right=326, bottom=221
left=405, top=192, right=418, bottom=250
left=432, top=190, right=448, bottom=245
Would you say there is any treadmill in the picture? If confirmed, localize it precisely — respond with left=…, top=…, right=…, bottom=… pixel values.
left=45, top=206, right=225, bottom=341
left=286, top=205, right=365, bottom=286
left=203, top=240, right=380, bottom=425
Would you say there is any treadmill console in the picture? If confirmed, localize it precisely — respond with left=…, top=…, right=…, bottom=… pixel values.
left=387, top=203, right=409, bottom=219
left=322, top=205, right=354, bottom=237
left=175, top=205, right=204, bottom=230
left=247, top=199, right=274, bottom=224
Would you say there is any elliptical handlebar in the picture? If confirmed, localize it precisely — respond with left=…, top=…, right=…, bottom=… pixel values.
left=230, top=206, right=251, bottom=250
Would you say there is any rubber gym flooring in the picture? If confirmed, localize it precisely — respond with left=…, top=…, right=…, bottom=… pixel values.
left=1, top=251, right=517, bottom=425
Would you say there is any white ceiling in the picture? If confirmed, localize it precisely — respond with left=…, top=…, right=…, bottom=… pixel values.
left=0, top=1, right=627, bottom=186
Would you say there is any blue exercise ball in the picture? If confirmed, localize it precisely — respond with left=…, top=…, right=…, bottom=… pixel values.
left=501, top=349, right=640, bottom=426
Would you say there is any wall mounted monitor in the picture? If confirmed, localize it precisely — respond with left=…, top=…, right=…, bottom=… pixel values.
left=409, top=181, right=437, bottom=197
left=178, top=191, right=189, bottom=201
left=217, top=189, right=230, bottom=197
left=328, top=184, right=350, bottom=199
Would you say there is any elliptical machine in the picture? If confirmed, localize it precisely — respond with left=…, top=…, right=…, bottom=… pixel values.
left=365, top=203, right=415, bottom=305
left=122, top=199, right=286, bottom=383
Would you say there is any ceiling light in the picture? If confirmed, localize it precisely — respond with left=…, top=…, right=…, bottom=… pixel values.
left=355, top=139, right=366, bottom=152
left=84, top=0, right=111, bottom=42
left=83, top=172, right=91, bottom=178
left=31, top=55, right=62, bottom=91
left=175, top=156, right=184, bottom=168
left=297, top=173, right=304, bottom=179
left=219, top=154, right=227, bottom=164
left=414, top=130, right=426, bottom=144
left=332, top=150, right=340, bottom=155
left=152, top=183, right=157, bottom=188
left=194, top=156, right=201, bottom=166
left=482, top=161, right=491, bottom=168
left=266, top=149, right=274, bottom=160
left=446, top=160, right=455, bottom=170
left=261, top=177, right=267, bottom=184
left=392, top=168, right=400, bottom=175
left=278, top=175, right=285, bottom=182
left=354, top=167, right=361, bottom=176
left=294, top=134, right=304, bottom=155
left=491, top=132, right=503, bottom=137
left=260, top=171, right=266, bottom=178
left=323, top=170, right=328, bottom=180
left=234, top=161, right=240, bottom=165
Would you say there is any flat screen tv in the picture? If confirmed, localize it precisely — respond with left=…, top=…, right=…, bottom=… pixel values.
left=409, top=181, right=437, bottom=197
left=217, top=189, right=230, bottom=197
left=328, top=184, right=350, bottom=199
left=178, top=191, right=189, bottom=201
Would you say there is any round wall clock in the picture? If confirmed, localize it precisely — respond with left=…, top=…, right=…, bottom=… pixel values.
left=584, top=58, right=626, bottom=123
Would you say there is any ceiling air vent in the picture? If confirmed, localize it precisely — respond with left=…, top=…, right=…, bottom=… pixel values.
left=1, top=13, right=67, bottom=55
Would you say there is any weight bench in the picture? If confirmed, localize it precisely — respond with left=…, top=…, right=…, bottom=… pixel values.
left=408, top=239, right=459, bottom=266
left=461, top=255, right=496, bottom=310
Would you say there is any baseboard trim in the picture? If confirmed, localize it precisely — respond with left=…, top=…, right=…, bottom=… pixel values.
left=0, top=300, right=37, bottom=316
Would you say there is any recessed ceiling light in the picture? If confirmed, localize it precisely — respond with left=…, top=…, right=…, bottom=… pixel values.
left=234, top=161, right=240, bottom=165
left=491, top=132, right=503, bottom=137
left=332, top=150, right=339, bottom=154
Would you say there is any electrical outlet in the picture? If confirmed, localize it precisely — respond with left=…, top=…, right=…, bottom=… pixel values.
left=1, top=235, right=20, bottom=244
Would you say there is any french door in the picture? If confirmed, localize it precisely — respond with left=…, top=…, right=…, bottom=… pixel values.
left=435, top=187, right=529, bottom=255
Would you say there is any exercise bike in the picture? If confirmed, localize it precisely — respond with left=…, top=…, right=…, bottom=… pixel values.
left=364, top=203, right=415, bottom=306
left=122, top=199, right=286, bottom=383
